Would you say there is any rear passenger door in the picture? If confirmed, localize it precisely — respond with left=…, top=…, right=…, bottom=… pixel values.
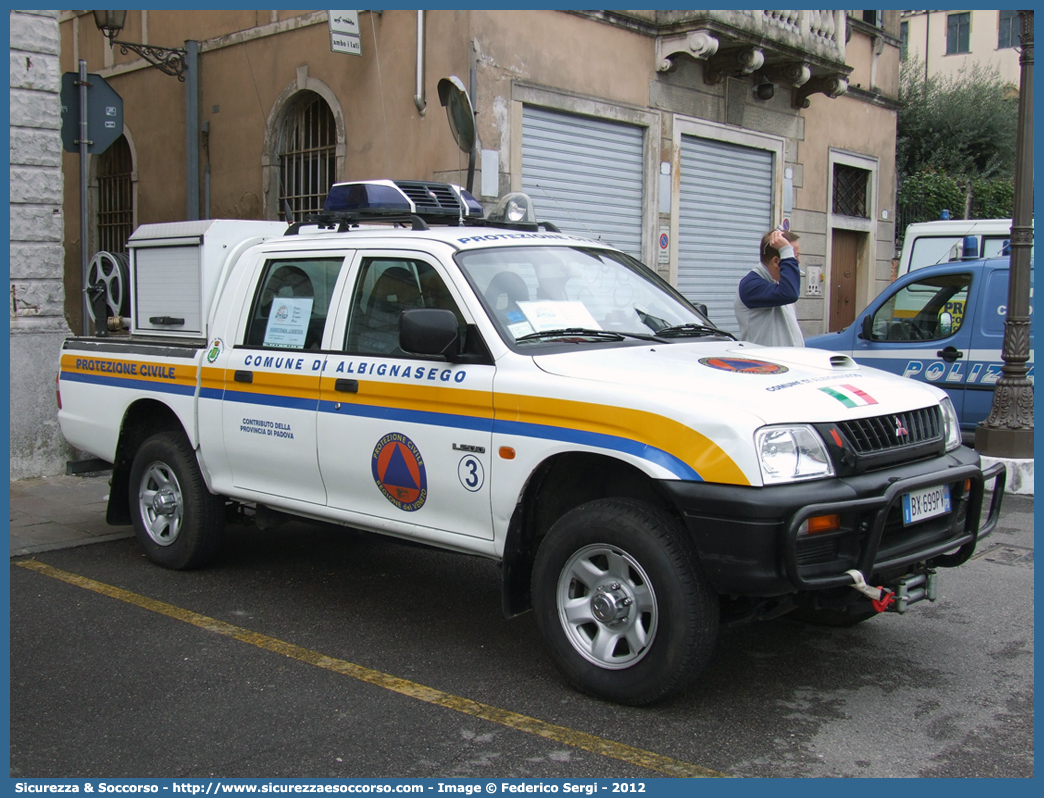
left=317, top=252, right=495, bottom=540
left=219, top=254, right=351, bottom=505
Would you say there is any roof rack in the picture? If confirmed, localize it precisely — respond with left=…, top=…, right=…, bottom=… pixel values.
left=283, top=212, right=562, bottom=236
left=282, top=179, right=562, bottom=236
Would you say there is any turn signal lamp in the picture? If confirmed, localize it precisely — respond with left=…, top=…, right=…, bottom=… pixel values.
left=801, top=514, right=841, bottom=535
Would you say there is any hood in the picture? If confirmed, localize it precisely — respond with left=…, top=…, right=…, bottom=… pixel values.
left=532, top=340, right=945, bottom=426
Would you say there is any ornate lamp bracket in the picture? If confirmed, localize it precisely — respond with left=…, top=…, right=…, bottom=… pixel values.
left=792, top=74, right=848, bottom=108
left=656, top=30, right=719, bottom=73
left=113, top=40, right=188, bottom=81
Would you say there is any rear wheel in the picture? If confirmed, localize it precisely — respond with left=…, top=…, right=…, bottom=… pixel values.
left=532, top=499, right=718, bottom=705
left=129, top=431, right=224, bottom=569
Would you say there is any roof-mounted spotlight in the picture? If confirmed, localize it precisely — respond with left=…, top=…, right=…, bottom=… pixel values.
left=487, top=192, right=537, bottom=225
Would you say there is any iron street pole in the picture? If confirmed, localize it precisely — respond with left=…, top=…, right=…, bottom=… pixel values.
left=78, top=60, right=91, bottom=335
left=976, top=9, right=1034, bottom=458
left=184, top=40, right=200, bottom=220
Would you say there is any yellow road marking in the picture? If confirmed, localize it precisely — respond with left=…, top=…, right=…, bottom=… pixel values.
left=15, top=559, right=726, bottom=778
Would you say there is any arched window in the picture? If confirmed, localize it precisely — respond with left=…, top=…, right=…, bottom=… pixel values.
left=96, top=135, right=133, bottom=253
left=278, top=91, right=337, bottom=221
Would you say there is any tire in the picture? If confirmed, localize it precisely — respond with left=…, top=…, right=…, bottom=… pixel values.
left=129, top=431, right=224, bottom=570
left=532, top=499, right=718, bottom=705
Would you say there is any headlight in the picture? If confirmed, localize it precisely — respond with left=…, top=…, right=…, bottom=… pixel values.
left=755, top=425, right=836, bottom=485
left=940, top=396, right=963, bottom=451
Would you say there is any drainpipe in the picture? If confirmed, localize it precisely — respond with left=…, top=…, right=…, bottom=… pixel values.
left=414, top=11, right=426, bottom=115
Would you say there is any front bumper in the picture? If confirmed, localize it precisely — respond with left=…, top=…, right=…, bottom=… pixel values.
left=661, top=446, right=1006, bottom=597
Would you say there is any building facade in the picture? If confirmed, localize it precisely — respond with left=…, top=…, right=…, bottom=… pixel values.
left=900, top=10, right=1022, bottom=85
left=51, top=10, right=901, bottom=450
left=11, top=9, right=74, bottom=479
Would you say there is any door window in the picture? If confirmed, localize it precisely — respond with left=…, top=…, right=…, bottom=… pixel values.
left=869, top=273, right=972, bottom=342
left=244, top=258, right=345, bottom=349
left=343, top=259, right=464, bottom=355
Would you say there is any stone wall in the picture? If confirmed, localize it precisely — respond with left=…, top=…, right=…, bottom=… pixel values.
left=10, top=9, right=74, bottom=479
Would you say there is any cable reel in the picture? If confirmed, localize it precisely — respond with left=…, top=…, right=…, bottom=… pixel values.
left=85, top=251, right=130, bottom=324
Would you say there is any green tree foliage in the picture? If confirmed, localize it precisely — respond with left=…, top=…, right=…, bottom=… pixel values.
left=970, top=177, right=1015, bottom=219
left=897, top=59, right=1019, bottom=222
left=898, top=59, right=1018, bottom=181
left=897, top=170, right=966, bottom=222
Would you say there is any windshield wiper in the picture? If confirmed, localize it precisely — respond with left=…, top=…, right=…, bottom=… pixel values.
left=655, top=323, right=736, bottom=340
left=515, top=328, right=658, bottom=344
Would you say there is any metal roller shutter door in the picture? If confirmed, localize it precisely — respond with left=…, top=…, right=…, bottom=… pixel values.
left=678, top=136, right=774, bottom=334
left=521, top=106, right=645, bottom=258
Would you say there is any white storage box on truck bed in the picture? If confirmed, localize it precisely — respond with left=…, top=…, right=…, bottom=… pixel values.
left=128, top=220, right=286, bottom=337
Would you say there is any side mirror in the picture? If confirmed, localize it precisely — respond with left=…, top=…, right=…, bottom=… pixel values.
left=859, top=314, right=874, bottom=341
left=938, top=311, right=953, bottom=337
left=400, top=308, right=460, bottom=358
left=694, top=303, right=709, bottom=319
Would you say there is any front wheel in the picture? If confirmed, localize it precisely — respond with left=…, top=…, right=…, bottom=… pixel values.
left=129, top=431, right=224, bottom=570
left=532, top=499, right=718, bottom=705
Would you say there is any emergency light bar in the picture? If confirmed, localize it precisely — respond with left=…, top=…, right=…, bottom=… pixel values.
left=322, top=179, right=483, bottom=219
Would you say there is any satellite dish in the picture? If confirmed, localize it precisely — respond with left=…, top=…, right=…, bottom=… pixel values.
left=438, top=76, right=476, bottom=155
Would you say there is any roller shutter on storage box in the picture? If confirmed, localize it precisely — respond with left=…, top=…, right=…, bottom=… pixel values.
left=677, top=136, right=774, bottom=334
left=521, top=106, right=645, bottom=258
left=133, top=242, right=204, bottom=335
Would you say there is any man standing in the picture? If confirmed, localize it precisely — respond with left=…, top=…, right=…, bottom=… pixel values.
left=734, top=229, right=804, bottom=347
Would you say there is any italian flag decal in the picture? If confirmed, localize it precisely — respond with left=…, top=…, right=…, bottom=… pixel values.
left=819, top=384, right=879, bottom=408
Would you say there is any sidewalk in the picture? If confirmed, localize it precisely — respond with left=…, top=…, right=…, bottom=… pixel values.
left=9, top=471, right=133, bottom=557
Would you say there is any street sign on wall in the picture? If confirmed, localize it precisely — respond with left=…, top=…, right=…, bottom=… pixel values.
left=60, top=72, right=124, bottom=154
left=329, top=10, right=361, bottom=55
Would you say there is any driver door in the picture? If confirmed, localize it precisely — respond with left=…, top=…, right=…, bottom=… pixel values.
left=853, top=271, right=974, bottom=419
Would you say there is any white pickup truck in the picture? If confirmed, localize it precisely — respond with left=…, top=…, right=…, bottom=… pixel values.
left=58, top=180, right=1005, bottom=705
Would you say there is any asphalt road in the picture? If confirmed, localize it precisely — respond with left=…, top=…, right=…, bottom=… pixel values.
left=10, top=495, right=1034, bottom=779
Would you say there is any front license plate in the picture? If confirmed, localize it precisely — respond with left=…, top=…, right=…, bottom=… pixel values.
left=902, top=484, right=951, bottom=525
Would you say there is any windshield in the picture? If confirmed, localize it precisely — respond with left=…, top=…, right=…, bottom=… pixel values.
left=456, top=246, right=720, bottom=346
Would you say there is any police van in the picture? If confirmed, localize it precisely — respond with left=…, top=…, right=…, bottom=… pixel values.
left=897, top=218, right=1029, bottom=276
left=806, top=257, right=1033, bottom=437
left=57, top=180, right=1005, bottom=705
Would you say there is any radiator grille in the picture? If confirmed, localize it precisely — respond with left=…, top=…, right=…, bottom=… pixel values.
left=837, top=406, right=943, bottom=454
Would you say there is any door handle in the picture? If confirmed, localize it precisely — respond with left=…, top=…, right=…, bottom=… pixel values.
left=234, top=370, right=253, bottom=383
left=334, top=379, right=359, bottom=393
left=936, top=346, right=964, bottom=363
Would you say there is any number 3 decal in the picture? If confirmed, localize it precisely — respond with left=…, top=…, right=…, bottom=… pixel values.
left=457, top=455, right=485, bottom=492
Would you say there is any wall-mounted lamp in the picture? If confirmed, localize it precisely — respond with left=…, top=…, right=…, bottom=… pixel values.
left=92, top=10, right=127, bottom=43
left=92, top=9, right=188, bottom=80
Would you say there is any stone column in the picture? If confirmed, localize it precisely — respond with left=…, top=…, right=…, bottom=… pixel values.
left=10, top=9, right=75, bottom=478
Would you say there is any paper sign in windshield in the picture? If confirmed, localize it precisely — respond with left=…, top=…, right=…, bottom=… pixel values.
left=517, top=301, right=600, bottom=333
left=264, top=297, right=313, bottom=349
